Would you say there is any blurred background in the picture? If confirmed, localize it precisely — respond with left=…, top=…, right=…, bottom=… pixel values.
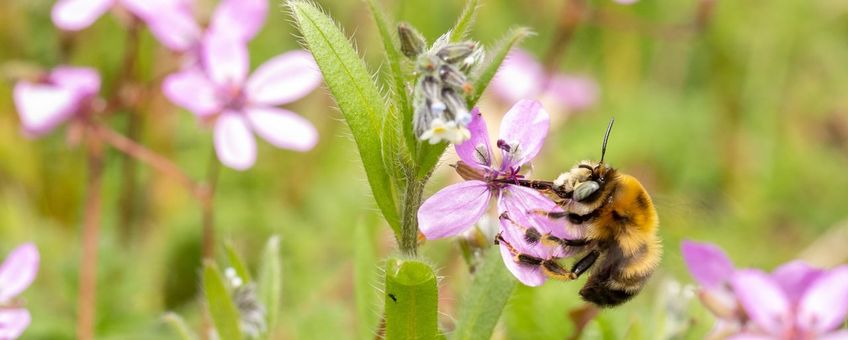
left=2, top=0, right=848, bottom=338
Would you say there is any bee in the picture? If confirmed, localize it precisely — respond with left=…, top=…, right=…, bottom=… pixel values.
left=494, top=118, right=661, bottom=307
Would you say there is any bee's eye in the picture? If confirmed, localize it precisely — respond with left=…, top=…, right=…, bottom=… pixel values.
left=573, top=181, right=600, bottom=202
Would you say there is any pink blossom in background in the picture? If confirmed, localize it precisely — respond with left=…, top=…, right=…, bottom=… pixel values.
left=682, top=240, right=848, bottom=339
left=418, top=100, right=582, bottom=286
left=162, top=31, right=322, bottom=170
left=491, top=49, right=598, bottom=113
left=0, top=243, right=40, bottom=339
left=615, top=0, right=639, bottom=4
left=51, top=0, right=267, bottom=52
left=13, top=66, right=100, bottom=138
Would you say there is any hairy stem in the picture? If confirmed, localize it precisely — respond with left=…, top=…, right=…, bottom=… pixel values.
left=77, top=130, right=104, bottom=340
left=399, top=179, right=424, bottom=256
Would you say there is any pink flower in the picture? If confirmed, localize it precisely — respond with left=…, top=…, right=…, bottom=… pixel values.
left=681, top=240, right=747, bottom=338
left=13, top=66, right=100, bottom=138
left=51, top=0, right=267, bottom=52
left=731, top=267, right=848, bottom=339
left=418, top=100, right=581, bottom=286
left=491, top=49, right=598, bottom=113
left=0, top=243, right=40, bottom=339
left=162, top=31, right=322, bottom=170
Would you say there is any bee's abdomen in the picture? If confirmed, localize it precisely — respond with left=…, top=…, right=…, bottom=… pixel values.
left=579, top=279, right=638, bottom=307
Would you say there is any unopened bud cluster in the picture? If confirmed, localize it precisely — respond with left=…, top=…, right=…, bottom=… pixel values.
left=399, top=23, right=484, bottom=144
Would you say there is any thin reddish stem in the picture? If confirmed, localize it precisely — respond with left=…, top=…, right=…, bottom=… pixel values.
left=77, top=131, right=104, bottom=340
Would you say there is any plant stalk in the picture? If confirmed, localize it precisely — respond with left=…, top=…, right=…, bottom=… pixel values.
left=399, top=179, right=424, bottom=256
left=77, top=129, right=105, bottom=340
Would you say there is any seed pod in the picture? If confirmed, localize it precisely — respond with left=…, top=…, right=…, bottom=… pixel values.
left=398, top=23, right=427, bottom=59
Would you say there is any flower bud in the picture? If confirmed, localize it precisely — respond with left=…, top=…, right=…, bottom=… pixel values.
left=436, top=42, right=478, bottom=64
left=398, top=22, right=427, bottom=59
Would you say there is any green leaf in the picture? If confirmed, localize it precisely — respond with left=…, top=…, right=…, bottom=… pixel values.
left=364, top=0, right=417, bottom=155
left=452, top=248, right=517, bottom=340
left=288, top=0, right=401, bottom=233
left=354, top=215, right=380, bottom=339
left=258, top=235, right=282, bottom=335
left=448, top=0, right=479, bottom=42
left=469, top=27, right=532, bottom=105
left=203, top=262, right=243, bottom=340
left=161, top=312, right=197, bottom=340
left=224, top=241, right=251, bottom=283
left=384, top=258, right=439, bottom=340
left=416, top=142, right=448, bottom=180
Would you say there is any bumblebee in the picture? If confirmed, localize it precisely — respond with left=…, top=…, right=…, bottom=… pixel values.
left=495, top=119, right=661, bottom=307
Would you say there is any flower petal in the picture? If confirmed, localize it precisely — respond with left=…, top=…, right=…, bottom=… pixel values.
left=129, top=0, right=201, bottom=51
left=202, top=29, right=249, bottom=87
left=49, top=66, right=101, bottom=97
left=0, top=308, right=31, bottom=339
left=13, top=82, right=78, bottom=137
left=214, top=112, right=256, bottom=171
left=797, top=266, right=848, bottom=334
left=498, top=99, right=549, bottom=168
left=245, top=50, right=322, bottom=106
left=681, top=240, right=735, bottom=289
left=543, top=75, right=598, bottom=111
left=0, top=243, right=39, bottom=302
left=771, top=260, right=823, bottom=304
left=244, top=106, right=317, bottom=152
left=730, top=269, right=791, bottom=334
left=51, top=0, right=113, bottom=31
left=490, top=48, right=544, bottom=104
left=418, top=181, right=491, bottom=239
left=162, top=67, right=221, bottom=117
left=727, top=335, right=773, bottom=340
left=820, top=330, right=848, bottom=340
left=210, top=0, right=268, bottom=41
left=498, top=231, right=545, bottom=287
left=502, top=185, right=574, bottom=241
left=454, top=108, right=493, bottom=169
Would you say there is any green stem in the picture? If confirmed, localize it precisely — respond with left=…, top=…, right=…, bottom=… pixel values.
left=399, top=179, right=424, bottom=256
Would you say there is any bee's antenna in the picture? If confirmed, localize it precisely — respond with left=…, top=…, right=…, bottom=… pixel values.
left=599, top=117, right=615, bottom=165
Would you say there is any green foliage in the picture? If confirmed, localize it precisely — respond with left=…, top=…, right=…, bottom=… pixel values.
left=448, top=0, right=479, bottom=42
left=384, top=258, right=439, bottom=340
left=353, top=216, right=380, bottom=339
left=452, top=248, right=517, bottom=340
left=203, top=263, right=242, bottom=340
left=161, top=312, right=197, bottom=340
left=224, top=241, right=252, bottom=283
left=288, top=0, right=401, bottom=233
left=258, top=236, right=282, bottom=336
left=469, top=26, right=532, bottom=105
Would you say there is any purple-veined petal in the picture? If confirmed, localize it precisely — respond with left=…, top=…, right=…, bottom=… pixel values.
left=681, top=240, right=735, bottom=289
left=128, top=0, right=201, bottom=51
left=498, top=231, right=545, bottom=287
left=496, top=190, right=562, bottom=259
left=730, top=269, right=791, bottom=335
left=51, top=0, right=113, bottom=31
left=502, top=185, right=575, bottom=241
left=797, top=266, right=848, bottom=334
left=0, top=308, right=31, bottom=339
left=418, top=181, right=491, bottom=239
left=209, top=0, right=268, bottom=41
left=490, top=49, right=544, bottom=104
left=214, top=112, right=256, bottom=171
left=245, top=50, right=322, bottom=106
left=0, top=243, right=39, bottom=302
left=244, top=106, right=317, bottom=152
left=202, top=28, right=249, bottom=88
left=49, top=66, right=101, bottom=97
left=771, top=260, right=823, bottom=304
left=162, top=68, right=221, bottom=117
left=543, top=75, right=598, bottom=111
left=13, top=82, right=79, bottom=137
left=498, top=99, right=549, bottom=169
left=454, top=108, right=492, bottom=169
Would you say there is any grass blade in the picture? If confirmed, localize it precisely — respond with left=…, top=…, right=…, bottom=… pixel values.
left=354, top=215, right=380, bottom=339
left=161, top=312, right=197, bottom=340
left=224, top=241, right=251, bottom=283
left=452, top=248, right=517, bottom=340
left=258, top=235, right=282, bottom=336
left=449, top=0, right=479, bottom=42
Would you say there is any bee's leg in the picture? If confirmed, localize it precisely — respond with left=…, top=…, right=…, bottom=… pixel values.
left=542, top=235, right=590, bottom=251
left=499, top=212, right=545, bottom=245
left=495, top=233, right=578, bottom=281
left=570, top=250, right=601, bottom=279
